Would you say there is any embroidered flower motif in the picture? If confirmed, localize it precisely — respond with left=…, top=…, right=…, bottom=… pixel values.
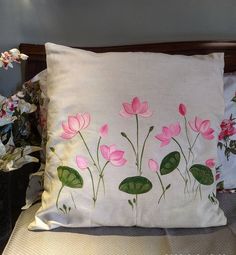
left=179, top=103, right=187, bottom=116
left=76, top=155, right=89, bottom=170
left=148, top=159, right=159, bottom=172
left=155, top=122, right=181, bottom=147
left=218, top=119, right=236, bottom=140
left=188, top=117, right=214, bottom=140
left=120, top=96, right=152, bottom=118
left=205, top=159, right=215, bottom=168
left=100, top=144, right=127, bottom=166
left=61, top=113, right=90, bottom=139
left=99, top=124, right=109, bottom=138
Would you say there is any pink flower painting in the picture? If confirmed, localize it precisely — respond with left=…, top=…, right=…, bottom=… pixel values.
left=205, top=159, right=215, bottom=168
left=61, top=113, right=90, bottom=139
left=155, top=122, right=181, bottom=147
left=179, top=103, right=187, bottom=116
left=99, top=124, right=109, bottom=138
left=189, top=117, right=214, bottom=140
left=100, top=145, right=127, bottom=166
left=120, top=97, right=152, bottom=118
left=76, top=155, right=89, bottom=170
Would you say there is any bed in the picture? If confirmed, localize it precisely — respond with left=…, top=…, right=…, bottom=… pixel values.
left=3, top=41, right=236, bottom=255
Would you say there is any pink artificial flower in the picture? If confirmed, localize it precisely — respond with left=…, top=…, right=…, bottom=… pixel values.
left=61, top=112, right=90, bottom=139
left=148, top=159, right=159, bottom=172
left=179, top=103, right=187, bottom=116
left=100, top=144, right=127, bottom=166
left=99, top=124, right=109, bottom=138
left=155, top=122, right=181, bottom=147
left=205, top=159, right=215, bottom=168
left=188, top=117, right=214, bottom=140
left=76, top=155, right=89, bottom=170
left=1, top=52, right=13, bottom=70
left=120, top=97, right=152, bottom=118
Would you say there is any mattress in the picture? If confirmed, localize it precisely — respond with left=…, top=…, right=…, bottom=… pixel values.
left=3, top=193, right=236, bottom=255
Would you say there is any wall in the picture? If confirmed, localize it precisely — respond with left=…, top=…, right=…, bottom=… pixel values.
left=0, top=0, right=236, bottom=96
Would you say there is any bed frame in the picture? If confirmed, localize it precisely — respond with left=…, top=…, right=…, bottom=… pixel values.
left=20, top=41, right=236, bottom=81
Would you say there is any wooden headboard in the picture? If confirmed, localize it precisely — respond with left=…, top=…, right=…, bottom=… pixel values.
left=19, top=41, right=236, bottom=81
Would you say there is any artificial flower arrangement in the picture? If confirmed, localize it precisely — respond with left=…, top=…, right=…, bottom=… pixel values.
left=0, top=48, right=41, bottom=172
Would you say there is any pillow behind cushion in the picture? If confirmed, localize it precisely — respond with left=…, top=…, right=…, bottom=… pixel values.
left=217, top=73, right=236, bottom=190
left=29, top=43, right=226, bottom=230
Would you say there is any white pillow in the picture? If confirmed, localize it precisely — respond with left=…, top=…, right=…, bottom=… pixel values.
left=29, top=43, right=226, bottom=230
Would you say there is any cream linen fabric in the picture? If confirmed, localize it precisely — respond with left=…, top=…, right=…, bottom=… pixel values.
left=29, top=43, right=226, bottom=230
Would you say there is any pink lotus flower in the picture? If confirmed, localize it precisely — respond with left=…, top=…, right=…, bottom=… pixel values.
left=100, top=144, right=127, bottom=166
left=205, top=159, right=215, bottom=168
left=155, top=122, right=181, bottom=147
left=148, top=159, right=159, bottom=172
left=120, top=97, right=152, bottom=118
left=99, top=124, right=109, bottom=138
left=188, top=117, right=214, bottom=140
left=76, top=155, right=89, bottom=170
left=61, top=113, right=90, bottom=139
left=179, top=103, right=186, bottom=116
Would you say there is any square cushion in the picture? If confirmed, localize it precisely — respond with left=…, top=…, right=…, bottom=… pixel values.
left=217, top=73, right=236, bottom=189
left=29, top=43, right=226, bottom=230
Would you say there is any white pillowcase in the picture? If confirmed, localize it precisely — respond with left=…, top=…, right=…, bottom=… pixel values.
left=29, top=43, right=226, bottom=230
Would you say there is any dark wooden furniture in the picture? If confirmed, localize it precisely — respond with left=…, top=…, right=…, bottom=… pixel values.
left=20, top=41, right=236, bottom=81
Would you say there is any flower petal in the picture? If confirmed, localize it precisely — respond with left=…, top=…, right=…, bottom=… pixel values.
left=148, top=159, right=159, bottom=172
left=131, top=97, right=141, bottom=114
left=122, top=103, right=134, bottom=115
left=82, top=113, right=91, bottom=129
left=110, top=150, right=124, bottom=161
left=68, top=116, right=80, bottom=132
left=62, top=121, right=75, bottom=134
left=199, top=120, right=210, bottom=133
left=120, top=109, right=132, bottom=118
left=110, top=158, right=127, bottom=166
left=76, top=155, right=89, bottom=170
left=99, top=124, right=108, bottom=137
left=100, top=145, right=110, bottom=160
left=60, top=132, right=76, bottom=139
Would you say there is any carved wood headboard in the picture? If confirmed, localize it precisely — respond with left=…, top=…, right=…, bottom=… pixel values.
left=19, top=41, right=236, bottom=81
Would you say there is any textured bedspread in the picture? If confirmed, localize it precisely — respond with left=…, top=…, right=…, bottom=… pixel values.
left=3, top=193, right=236, bottom=255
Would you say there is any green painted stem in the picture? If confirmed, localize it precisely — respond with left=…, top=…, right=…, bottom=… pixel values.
left=135, top=114, right=140, bottom=175
left=172, top=137, right=191, bottom=184
left=123, top=134, right=137, bottom=157
left=56, top=185, right=64, bottom=209
left=96, top=136, right=105, bottom=193
left=156, top=172, right=166, bottom=199
left=70, top=192, right=77, bottom=209
left=190, top=133, right=200, bottom=151
left=96, top=136, right=102, bottom=170
left=94, top=161, right=109, bottom=202
left=79, top=132, right=98, bottom=169
left=158, top=186, right=169, bottom=204
left=139, top=127, right=153, bottom=175
left=88, top=167, right=96, bottom=205
left=184, top=116, right=194, bottom=162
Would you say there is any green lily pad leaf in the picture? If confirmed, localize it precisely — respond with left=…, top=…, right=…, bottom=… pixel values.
left=119, top=176, right=152, bottom=195
left=189, top=164, right=214, bottom=185
left=160, top=151, right=181, bottom=175
left=57, top=166, right=83, bottom=188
